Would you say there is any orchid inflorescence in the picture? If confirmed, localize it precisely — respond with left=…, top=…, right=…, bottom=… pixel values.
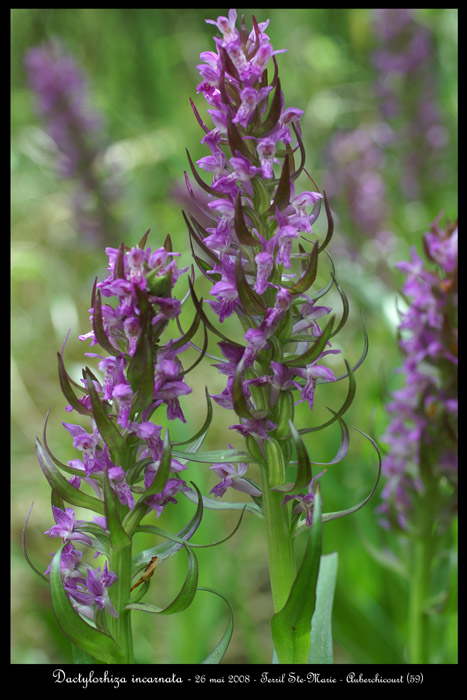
left=380, top=216, right=458, bottom=532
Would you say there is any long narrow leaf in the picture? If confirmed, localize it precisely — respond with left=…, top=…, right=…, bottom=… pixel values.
left=321, top=430, right=382, bottom=523
left=22, top=502, right=48, bottom=583
left=271, top=485, right=323, bottom=663
left=36, top=438, right=105, bottom=515
left=287, top=241, right=319, bottom=295
left=57, top=353, right=92, bottom=416
left=83, top=368, right=126, bottom=460
left=126, top=544, right=198, bottom=615
left=283, top=315, right=335, bottom=368
left=182, top=485, right=263, bottom=517
left=132, top=483, right=204, bottom=573
left=199, top=587, right=234, bottom=664
left=103, top=470, right=131, bottom=552
left=173, top=388, right=212, bottom=448
left=235, top=251, right=267, bottom=315
left=271, top=421, right=311, bottom=494
left=299, top=360, right=356, bottom=435
left=172, top=447, right=256, bottom=464
left=49, top=544, right=124, bottom=663
left=234, top=192, right=259, bottom=246
left=308, top=552, right=338, bottom=663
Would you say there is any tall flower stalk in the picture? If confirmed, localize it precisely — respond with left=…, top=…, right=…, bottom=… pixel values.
left=183, top=9, right=380, bottom=663
left=379, top=216, right=458, bottom=663
left=24, top=40, right=121, bottom=245
left=26, top=232, right=234, bottom=663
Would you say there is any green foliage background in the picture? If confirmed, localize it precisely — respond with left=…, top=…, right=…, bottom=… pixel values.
left=11, top=8, right=457, bottom=664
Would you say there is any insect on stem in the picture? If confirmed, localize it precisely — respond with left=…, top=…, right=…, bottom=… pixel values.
left=130, top=556, right=159, bottom=592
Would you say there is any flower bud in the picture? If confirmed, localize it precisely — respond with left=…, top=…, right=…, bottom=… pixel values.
left=272, top=390, right=295, bottom=439
left=146, top=268, right=173, bottom=297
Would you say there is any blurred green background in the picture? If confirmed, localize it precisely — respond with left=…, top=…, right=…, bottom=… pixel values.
left=11, top=8, right=457, bottom=664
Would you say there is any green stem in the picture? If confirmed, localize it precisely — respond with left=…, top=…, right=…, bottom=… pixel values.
left=109, top=543, right=134, bottom=664
left=408, top=539, right=429, bottom=663
left=407, top=491, right=435, bottom=664
left=259, top=443, right=296, bottom=613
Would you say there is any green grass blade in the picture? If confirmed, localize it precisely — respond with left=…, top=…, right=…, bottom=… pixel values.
left=309, top=552, right=338, bottom=663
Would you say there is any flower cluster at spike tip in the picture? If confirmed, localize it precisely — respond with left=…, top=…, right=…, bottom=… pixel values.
left=184, top=9, right=348, bottom=516
left=379, top=217, right=458, bottom=531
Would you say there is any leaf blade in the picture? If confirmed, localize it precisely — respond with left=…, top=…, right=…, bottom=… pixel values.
left=270, top=485, right=323, bottom=663
left=49, top=544, right=124, bottom=663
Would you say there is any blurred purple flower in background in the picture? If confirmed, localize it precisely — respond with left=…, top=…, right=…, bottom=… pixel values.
left=323, top=9, right=449, bottom=266
left=324, top=123, right=392, bottom=249
left=24, top=39, right=121, bottom=244
left=372, top=8, right=448, bottom=199
left=379, top=216, right=457, bottom=532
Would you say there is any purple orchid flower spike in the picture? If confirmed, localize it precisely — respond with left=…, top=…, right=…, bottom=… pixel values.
left=380, top=217, right=458, bottom=533
left=182, top=10, right=379, bottom=666
left=33, top=230, right=219, bottom=663
left=184, top=7, right=357, bottom=515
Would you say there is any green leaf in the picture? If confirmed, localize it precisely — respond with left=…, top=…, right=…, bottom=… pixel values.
left=269, top=149, right=291, bottom=212
left=142, top=430, right=173, bottom=497
left=170, top=304, right=202, bottom=352
left=270, top=421, right=311, bottom=494
left=83, top=368, right=126, bottom=460
left=126, top=334, right=155, bottom=415
left=199, top=587, right=234, bottom=664
left=184, top=211, right=219, bottom=271
left=293, top=124, right=310, bottom=180
left=91, top=284, right=122, bottom=357
left=309, top=552, right=338, bottom=663
left=321, top=429, right=382, bottom=523
left=287, top=241, right=319, bottom=295
left=227, top=111, right=253, bottom=160
left=126, top=544, right=198, bottom=615
left=329, top=273, right=349, bottom=337
left=185, top=148, right=227, bottom=198
left=42, top=408, right=85, bottom=477
left=22, top=502, right=48, bottom=584
left=332, top=313, right=369, bottom=381
left=283, top=315, right=335, bottom=367
left=257, top=77, right=283, bottom=136
left=103, top=470, right=131, bottom=552
left=270, top=485, right=323, bottom=664
left=57, top=353, right=92, bottom=416
left=173, top=388, right=212, bottom=448
left=134, top=502, right=246, bottom=572
left=299, top=360, right=356, bottom=435
left=36, top=438, right=105, bottom=515
left=235, top=251, right=267, bottom=315
left=132, top=482, right=205, bottom=573
left=232, top=357, right=269, bottom=421
left=49, top=544, right=124, bottom=663
left=72, top=644, right=104, bottom=664
left=234, top=191, right=259, bottom=246
left=182, top=485, right=263, bottom=517
left=172, top=447, right=256, bottom=464
left=317, top=190, right=334, bottom=253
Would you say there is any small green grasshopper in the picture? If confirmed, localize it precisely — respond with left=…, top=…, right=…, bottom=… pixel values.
left=130, top=556, right=159, bottom=592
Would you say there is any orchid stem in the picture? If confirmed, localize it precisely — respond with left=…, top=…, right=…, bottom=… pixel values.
left=259, top=454, right=296, bottom=614
left=109, top=543, right=134, bottom=664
